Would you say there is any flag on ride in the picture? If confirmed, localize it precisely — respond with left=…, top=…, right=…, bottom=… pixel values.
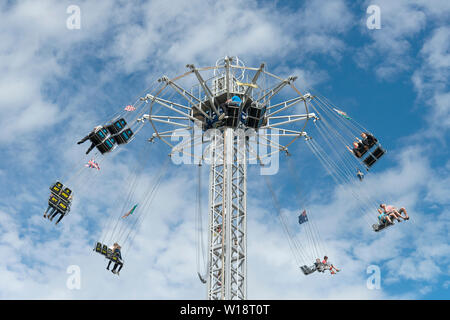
left=85, top=159, right=100, bottom=170
left=122, top=204, right=138, bottom=218
left=236, top=81, right=258, bottom=89
left=333, top=108, right=351, bottom=120
left=124, top=105, right=136, bottom=112
left=298, top=209, right=308, bottom=224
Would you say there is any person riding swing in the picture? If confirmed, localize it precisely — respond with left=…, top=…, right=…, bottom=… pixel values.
left=360, top=132, right=377, bottom=149
left=379, top=204, right=409, bottom=223
left=77, top=125, right=103, bottom=155
left=107, top=243, right=124, bottom=275
left=322, top=256, right=340, bottom=274
left=346, top=141, right=365, bottom=158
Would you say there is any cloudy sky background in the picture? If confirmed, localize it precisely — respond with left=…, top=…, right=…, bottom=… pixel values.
left=0, top=0, right=449, bottom=299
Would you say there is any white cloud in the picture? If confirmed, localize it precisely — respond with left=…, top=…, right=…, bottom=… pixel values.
left=0, top=0, right=354, bottom=149
left=412, top=27, right=450, bottom=132
left=357, top=0, right=450, bottom=79
left=0, top=0, right=448, bottom=301
left=3, top=141, right=448, bottom=299
left=356, top=1, right=450, bottom=132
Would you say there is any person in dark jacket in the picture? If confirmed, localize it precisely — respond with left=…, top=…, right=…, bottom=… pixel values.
left=360, top=132, right=378, bottom=149
left=346, top=141, right=365, bottom=158
left=107, top=243, right=124, bottom=275
left=77, top=125, right=103, bottom=154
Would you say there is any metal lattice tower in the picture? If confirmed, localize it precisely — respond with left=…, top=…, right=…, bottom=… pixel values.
left=207, top=127, right=247, bottom=299
left=138, top=56, right=317, bottom=300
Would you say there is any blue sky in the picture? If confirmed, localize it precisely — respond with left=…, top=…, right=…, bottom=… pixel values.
left=0, top=0, right=449, bottom=299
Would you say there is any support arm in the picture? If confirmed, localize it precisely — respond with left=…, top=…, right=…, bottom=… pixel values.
left=239, top=63, right=265, bottom=116
left=187, top=64, right=220, bottom=116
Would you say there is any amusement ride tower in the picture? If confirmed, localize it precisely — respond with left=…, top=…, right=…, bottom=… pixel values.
left=139, top=56, right=316, bottom=299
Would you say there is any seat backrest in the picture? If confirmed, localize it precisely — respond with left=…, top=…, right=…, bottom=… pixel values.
left=115, top=118, right=127, bottom=130
left=372, top=146, right=385, bottom=159
left=50, top=182, right=63, bottom=195
left=224, top=104, right=239, bottom=127
left=122, top=128, right=133, bottom=140
left=246, top=106, right=263, bottom=129
left=115, top=128, right=134, bottom=145
left=90, top=127, right=109, bottom=145
left=106, top=118, right=127, bottom=135
left=363, top=145, right=385, bottom=167
left=60, top=187, right=72, bottom=201
left=363, top=154, right=377, bottom=167
left=96, top=137, right=116, bottom=154
left=96, top=128, right=109, bottom=140
left=48, top=195, right=59, bottom=207
left=57, top=199, right=69, bottom=213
